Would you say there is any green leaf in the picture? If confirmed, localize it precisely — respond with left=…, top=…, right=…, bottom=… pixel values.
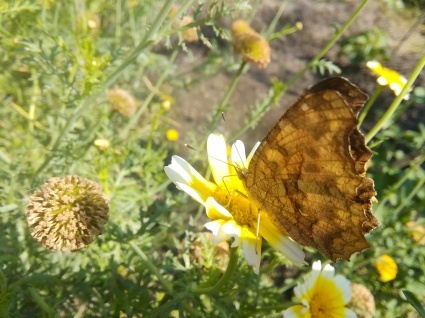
left=402, top=290, right=425, bottom=318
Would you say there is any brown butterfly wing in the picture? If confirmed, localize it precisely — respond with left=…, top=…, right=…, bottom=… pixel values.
left=244, top=77, right=380, bottom=261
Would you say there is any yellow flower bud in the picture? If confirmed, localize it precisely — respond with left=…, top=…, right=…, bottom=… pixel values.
left=375, top=254, right=398, bottom=282
left=231, top=19, right=270, bottom=68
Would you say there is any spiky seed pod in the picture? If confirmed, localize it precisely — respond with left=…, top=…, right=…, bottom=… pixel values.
left=25, top=175, right=109, bottom=251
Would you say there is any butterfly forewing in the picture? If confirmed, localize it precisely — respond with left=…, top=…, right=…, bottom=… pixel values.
left=242, top=77, right=380, bottom=261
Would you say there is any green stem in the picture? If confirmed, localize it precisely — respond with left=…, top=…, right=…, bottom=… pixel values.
left=264, top=0, right=289, bottom=38
left=374, top=154, right=425, bottom=218
left=130, top=241, right=174, bottom=294
left=366, top=54, right=425, bottom=144
left=120, top=48, right=179, bottom=140
left=157, top=0, right=196, bottom=37
left=286, top=0, right=371, bottom=88
left=201, top=62, right=248, bottom=147
left=193, top=246, right=239, bottom=294
left=389, top=175, right=425, bottom=223
left=33, top=0, right=176, bottom=177
left=101, top=0, right=176, bottom=92
left=358, top=85, right=383, bottom=126
left=28, top=287, right=57, bottom=317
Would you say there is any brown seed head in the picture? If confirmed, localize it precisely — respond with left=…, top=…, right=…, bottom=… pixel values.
left=25, top=175, right=109, bottom=251
left=349, top=283, right=376, bottom=318
left=106, top=88, right=137, bottom=117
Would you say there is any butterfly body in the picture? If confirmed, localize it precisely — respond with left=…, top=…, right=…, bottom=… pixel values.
left=240, top=77, right=380, bottom=261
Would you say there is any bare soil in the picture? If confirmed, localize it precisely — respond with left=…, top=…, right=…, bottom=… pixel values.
left=169, top=0, right=425, bottom=151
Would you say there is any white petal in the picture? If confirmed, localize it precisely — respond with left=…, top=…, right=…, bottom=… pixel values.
left=207, top=134, right=230, bottom=186
left=377, top=76, right=389, bottom=86
left=334, top=275, right=352, bottom=303
left=221, top=220, right=242, bottom=247
left=260, top=218, right=305, bottom=265
left=241, top=234, right=261, bottom=274
left=283, top=305, right=306, bottom=318
left=366, top=61, right=379, bottom=69
left=344, top=308, right=357, bottom=318
left=389, top=82, right=402, bottom=95
left=205, top=197, right=232, bottom=219
left=247, top=141, right=260, bottom=165
left=205, top=220, right=230, bottom=244
left=231, top=140, right=247, bottom=169
left=321, top=263, right=336, bottom=279
left=174, top=182, right=205, bottom=204
left=165, top=155, right=207, bottom=186
left=294, top=264, right=320, bottom=299
left=312, top=260, right=322, bottom=271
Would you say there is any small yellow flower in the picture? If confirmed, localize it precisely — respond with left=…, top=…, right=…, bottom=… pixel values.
left=231, top=19, right=270, bottom=68
left=375, top=254, right=397, bottom=282
left=166, top=129, right=179, bottom=141
left=106, top=88, right=137, bottom=117
left=366, top=61, right=409, bottom=99
left=349, top=283, right=376, bottom=318
left=164, top=133, right=304, bottom=273
left=94, top=138, right=111, bottom=151
left=161, top=96, right=174, bottom=111
left=76, top=11, right=101, bottom=33
left=283, top=261, right=355, bottom=318
left=25, top=175, right=109, bottom=251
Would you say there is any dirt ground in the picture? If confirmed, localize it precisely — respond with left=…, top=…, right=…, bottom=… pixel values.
left=169, top=0, right=425, bottom=151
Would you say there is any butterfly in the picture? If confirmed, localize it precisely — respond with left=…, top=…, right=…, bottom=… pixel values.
left=239, top=77, right=380, bottom=261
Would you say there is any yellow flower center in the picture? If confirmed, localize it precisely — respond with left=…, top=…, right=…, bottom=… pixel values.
left=305, top=275, right=347, bottom=317
left=213, top=185, right=258, bottom=227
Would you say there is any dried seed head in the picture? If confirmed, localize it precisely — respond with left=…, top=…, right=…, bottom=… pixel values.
left=349, top=283, right=376, bottom=318
left=106, top=88, right=137, bottom=117
left=25, top=175, right=109, bottom=251
left=180, top=16, right=199, bottom=43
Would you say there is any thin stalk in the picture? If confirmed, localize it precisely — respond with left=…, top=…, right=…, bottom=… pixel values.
left=115, top=0, right=122, bottom=44
left=130, top=241, right=173, bottom=294
left=286, top=0, right=371, bottom=88
left=120, top=48, right=179, bottom=140
left=366, top=54, right=425, bottom=144
left=28, top=287, right=57, bottom=317
left=33, top=1, right=176, bottom=177
left=157, top=0, right=196, bottom=37
left=390, top=175, right=425, bottom=222
left=358, top=85, right=383, bottom=126
left=264, top=0, right=288, bottom=38
left=374, top=154, right=425, bottom=218
left=193, top=246, right=239, bottom=294
left=101, top=0, right=176, bottom=91
left=201, top=62, right=248, bottom=148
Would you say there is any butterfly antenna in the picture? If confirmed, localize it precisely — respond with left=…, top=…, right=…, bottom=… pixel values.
left=184, top=144, right=197, bottom=151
